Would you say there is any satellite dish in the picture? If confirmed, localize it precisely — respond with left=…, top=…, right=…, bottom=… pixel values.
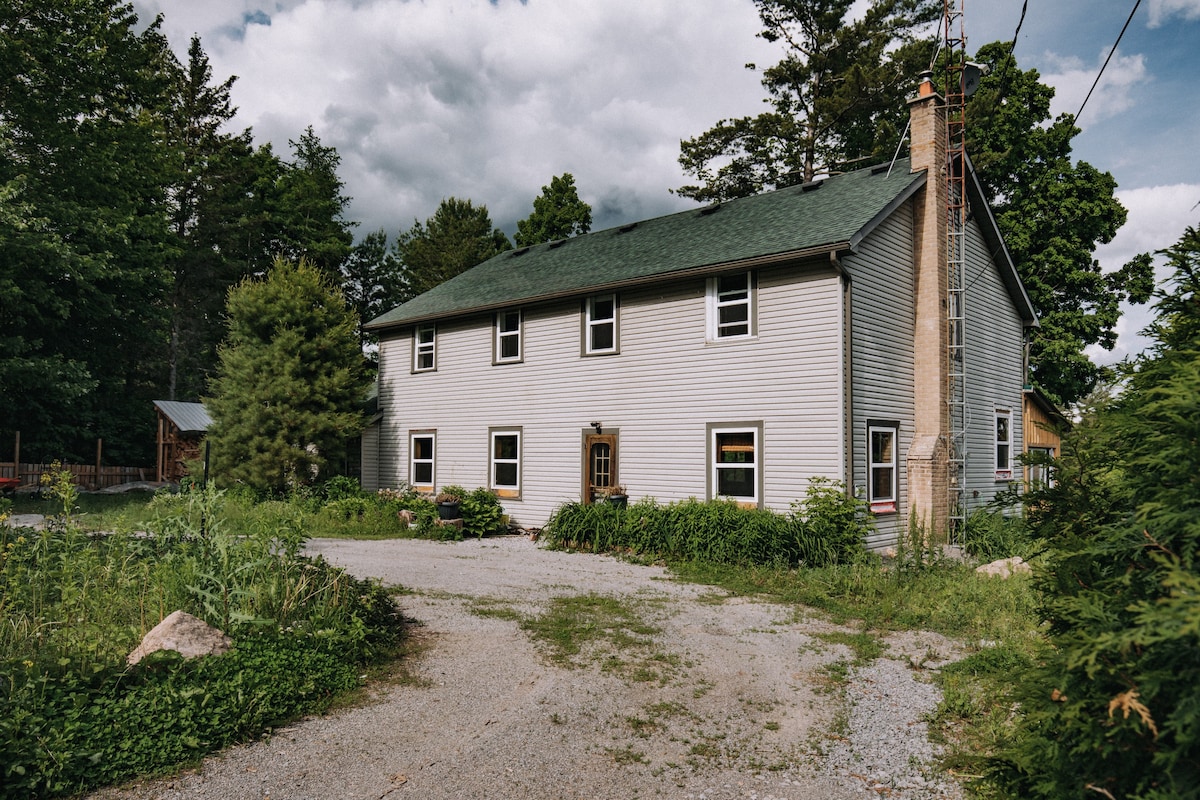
left=961, top=61, right=989, bottom=97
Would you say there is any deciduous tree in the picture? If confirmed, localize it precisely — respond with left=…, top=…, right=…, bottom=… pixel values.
left=676, top=0, right=939, bottom=202
left=514, top=173, right=592, bottom=246
left=966, top=42, right=1154, bottom=406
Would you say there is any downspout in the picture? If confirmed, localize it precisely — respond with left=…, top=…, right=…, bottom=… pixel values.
left=831, top=251, right=854, bottom=494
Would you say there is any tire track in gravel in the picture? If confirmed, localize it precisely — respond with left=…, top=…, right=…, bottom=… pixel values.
left=88, top=536, right=966, bottom=800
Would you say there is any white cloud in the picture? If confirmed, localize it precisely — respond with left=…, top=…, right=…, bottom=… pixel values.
left=1147, top=0, right=1200, bottom=27
left=140, top=0, right=781, bottom=236
left=1040, top=48, right=1149, bottom=124
left=1087, top=182, right=1200, bottom=363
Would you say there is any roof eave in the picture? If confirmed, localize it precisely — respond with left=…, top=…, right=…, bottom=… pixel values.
left=963, top=152, right=1038, bottom=327
left=366, top=242, right=852, bottom=333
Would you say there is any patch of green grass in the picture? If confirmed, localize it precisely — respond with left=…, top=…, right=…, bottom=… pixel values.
left=466, top=598, right=522, bottom=622
left=605, top=745, right=648, bottom=765
left=813, top=630, right=886, bottom=665
left=520, top=593, right=659, bottom=668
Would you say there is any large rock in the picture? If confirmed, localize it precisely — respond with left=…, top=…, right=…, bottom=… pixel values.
left=127, top=610, right=232, bottom=665
left=975, top=556, right=1032, bottom=578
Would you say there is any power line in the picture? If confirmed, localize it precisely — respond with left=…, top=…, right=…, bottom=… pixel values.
left=1076, top=0, right=1142, bottom=124
left=1008, top=0, right=1029, bottom=58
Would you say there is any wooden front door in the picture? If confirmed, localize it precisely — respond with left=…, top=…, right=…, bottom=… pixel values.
left=583, top=433, right=618, bottom=503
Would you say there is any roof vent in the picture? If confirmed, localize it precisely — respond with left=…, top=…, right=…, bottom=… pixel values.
left=511, top=246, right=530, bottom=257
left=619, top=222, right=638, bottom=233
left=548, top=238, right=568, bottom=249
left=699, top=202, right=722, bottom=215
left=800, top=180, right=823, bottom=192
left=870, top=163, right=890, bottom=175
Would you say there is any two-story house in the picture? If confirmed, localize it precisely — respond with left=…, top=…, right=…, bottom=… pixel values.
left=364, top=80, right=1037, bottom=548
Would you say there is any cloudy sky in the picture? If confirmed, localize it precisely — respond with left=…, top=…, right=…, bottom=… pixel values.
left=134, top=0, right=1200, bottom=362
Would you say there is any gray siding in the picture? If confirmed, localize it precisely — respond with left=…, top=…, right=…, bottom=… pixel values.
left=360, top=421, right=381, bottom=492
left=375, top=263, right=846, bottom=528
left=961, top=216, right=1026, bottom=515
left=845, top=202, right=916, bottom=550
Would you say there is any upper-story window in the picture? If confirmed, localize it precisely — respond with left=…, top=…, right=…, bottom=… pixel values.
left=413, top=324, right=436, bottom=372
left=707, top=271, right=756, bottom=340
left=995, top=408, right=1013, bottom=481
left=584, top=294, right=618, bottom=355
left=495, top=309, right=522, bottom=364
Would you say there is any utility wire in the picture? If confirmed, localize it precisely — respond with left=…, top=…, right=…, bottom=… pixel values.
left=1008, top=0, right=1029, bottom=57
left=1076, top=0, right=1142, bottom=123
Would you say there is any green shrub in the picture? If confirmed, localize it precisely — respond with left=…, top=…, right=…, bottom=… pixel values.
left=961, top=509, right=1032, bottom=562
left=0, top=490, right=405, bottom=798
left=460, top=487, right=506, bottom=539
left=542, top=481, right=869, bottom=568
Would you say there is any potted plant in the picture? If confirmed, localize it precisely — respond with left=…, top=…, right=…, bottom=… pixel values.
left=602, top=485, right=628, bottom=509
left=435, top=486, right=465, bottom=520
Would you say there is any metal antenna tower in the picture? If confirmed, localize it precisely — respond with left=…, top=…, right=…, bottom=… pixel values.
left=944, top=0, right=968, bottom=536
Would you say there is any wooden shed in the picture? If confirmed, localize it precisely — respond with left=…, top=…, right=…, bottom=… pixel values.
left=153, top=401, right=213, bottom=483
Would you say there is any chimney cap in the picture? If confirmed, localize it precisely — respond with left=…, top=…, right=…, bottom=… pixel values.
left=917, top=70, right=935, bottom=97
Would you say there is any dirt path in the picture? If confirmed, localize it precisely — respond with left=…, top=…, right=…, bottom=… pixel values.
left=89, top=536, right=965, bottom=800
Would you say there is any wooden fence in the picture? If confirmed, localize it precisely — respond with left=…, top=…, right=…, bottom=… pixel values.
left=0, top=461, right=152, bottom=492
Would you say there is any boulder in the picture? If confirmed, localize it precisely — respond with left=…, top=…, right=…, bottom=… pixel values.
left=975, top=556, right=1032, bottom=578
left=127, top=610, right=232, bottom=665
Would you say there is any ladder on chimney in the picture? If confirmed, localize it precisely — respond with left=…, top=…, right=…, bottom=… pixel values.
left=944, top=0, right=968, bottom=537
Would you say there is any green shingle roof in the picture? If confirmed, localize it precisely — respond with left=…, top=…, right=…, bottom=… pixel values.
left=367, top=159, right=926, bottom=330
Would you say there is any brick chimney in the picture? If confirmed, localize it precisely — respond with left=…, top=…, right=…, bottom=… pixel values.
left=905, top=71, right=950, bottom=538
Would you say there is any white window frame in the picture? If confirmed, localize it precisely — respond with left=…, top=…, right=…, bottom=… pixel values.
left=706, top=271, right=755, bottom=341
left=494, top=309, right=522, bottom=364
left=867, top=422, right=899, bottom=514
left=489, top=428, right=522, bottom=498
left=409, top=431, right=436, bottom=491
left=584, top=294, right=618, bottom=355
left=413, top=323, right=436, bottom=372
left=709, top=423, right=760, bottom=506
left=994, top=408, right=1013, bottom=481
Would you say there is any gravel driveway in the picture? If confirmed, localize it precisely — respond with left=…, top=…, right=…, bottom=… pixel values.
left=89, top=535, right=967, bottom=800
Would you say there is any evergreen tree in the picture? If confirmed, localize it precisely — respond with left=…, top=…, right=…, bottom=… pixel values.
left=341, top=229, right=404, bottom=349
left=0, top=0, right=176, bottom=462
left=993, top=225, right=1200, bottom=799
left=206, top=258, right=368, bottom=495
left=393, top=198, right=511, bottom=300
left=514, top=173, right=592, bottom=246
left=272, top=126, right=356, bottom=281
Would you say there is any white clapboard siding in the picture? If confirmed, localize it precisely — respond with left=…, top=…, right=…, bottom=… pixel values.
left=961, top=216, right=1026, bottom=514
left=845, top=202, right=916, bottom=549
left=376, top=262, right=845, bottom=527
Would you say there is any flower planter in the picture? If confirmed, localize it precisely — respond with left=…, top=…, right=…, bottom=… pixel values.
left=605, top=494, right=628, bottom=509
left=437, top=501, right=462, bottom=520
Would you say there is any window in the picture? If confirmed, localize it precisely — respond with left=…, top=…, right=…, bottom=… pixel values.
left=1027, top=446, right=1055, bottom=488
left=868, top=422, right=898, bottom=513
left=413, top=324, right=436, bottom=372
left=710, top=424, right=760, bottom=505
left=494, top=309, right=522, bottom=363
left=489, top=428, right=522, bottom=498
left=995, top=409, right=1013, bottom=480
left=409, top=432, right=435, bottom=490
left=584, top=294, right=618, bottom=355
left=707, top=271, right=755, bottom=340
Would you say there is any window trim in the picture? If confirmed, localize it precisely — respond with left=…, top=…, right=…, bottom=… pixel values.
left=413, top=323, right=436, bottom=373
left=867, top=420, right=899, bottom=514
left=706, top=271, right=757, bottom=341
left=707, top=422, right=762, bottom=507
left=409, top=430, right=436, bottom=492
left=489, top=427, right=522, bottom=499
left=994, top=408, right=1013, bottom=481
left=493, top=309, right=523, bottom=364
left=582, top=294, right=619, bottom=356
